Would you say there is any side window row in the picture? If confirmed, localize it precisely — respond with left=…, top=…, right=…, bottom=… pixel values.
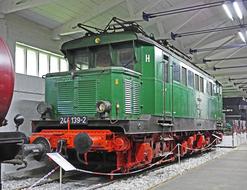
left=172, top=62, right=215, bottom=95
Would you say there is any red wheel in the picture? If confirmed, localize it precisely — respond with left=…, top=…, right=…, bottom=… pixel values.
left=135, top=143, right=153, bottom=163
left=181, top=141, right=188, bottom=156
left=0, top=37, right=14, bottom=125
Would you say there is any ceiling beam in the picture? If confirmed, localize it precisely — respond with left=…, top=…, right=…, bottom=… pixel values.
left=198, top=46, right=244, bottom=70
left=189, top=20, right=230, bottom=48
left=126, top=0, right=135, bottom=18
left=192, top=34, right=236, bottom=61
left=208, top=47, right=244, bottom=68
left=157, top=22, right=166, bottom=37
left=211, top=69, right=247, bottom=77
left=52, top=0, right=165, bottom=39
left=173, top=10, right=203, bottom=33
left=214, top=64, right=247, bottom=70
left=172, top=23, right=247, bottom=40
left=190, top=42, right=245, bottom=54
left=52, top=0, right=126, bottom=39
left=143, top=1, right=223, bottom=20
left=146, top=10, right=203, bottom=40
left=0, top=0, right=58, bottom=14
left=204, top=56, right=247, bottom=63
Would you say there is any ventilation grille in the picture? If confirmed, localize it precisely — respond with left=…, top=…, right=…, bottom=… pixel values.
left=125, top=79, right=132, bottom=114
left=57, top=81, right=74, bottom=115
left=133, top=81, right=140, bottom=114
left=124, top=79, right=140, bottom=114
left=77, top=80, right=97, bottom=115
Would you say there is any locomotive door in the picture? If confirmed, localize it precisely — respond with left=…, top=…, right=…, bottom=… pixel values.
left=163, top=54, right=172, bottom=119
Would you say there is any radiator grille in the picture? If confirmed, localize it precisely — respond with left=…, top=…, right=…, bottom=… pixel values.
left=57, top=81, right=74, bottom=115
left=124, top=79, right=132, bottom=114
left=133, top=81, right=140, bottom=114
left=124, top=79, right=140, bottom=114
left=77, top=80, right=97, bottom=115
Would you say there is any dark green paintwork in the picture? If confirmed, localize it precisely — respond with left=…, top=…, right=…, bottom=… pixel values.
left=46, top=67, right=141, bottom=120
left=61, top=32, right=138, bottom=51
left=45, top=31, right=223, bottom=125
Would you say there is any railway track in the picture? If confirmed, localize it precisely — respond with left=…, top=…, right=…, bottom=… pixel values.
left=12, top=170, right=114, bottom=190
left=2, top=147, right=231, bottom=190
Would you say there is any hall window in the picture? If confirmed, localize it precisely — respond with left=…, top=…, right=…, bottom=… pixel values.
left=15, top=42, right=68, bottom=77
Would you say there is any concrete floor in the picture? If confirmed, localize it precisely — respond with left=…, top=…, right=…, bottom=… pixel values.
left=153, top=144, right=247, bottom=190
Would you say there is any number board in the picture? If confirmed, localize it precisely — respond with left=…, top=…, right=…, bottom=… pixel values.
left=60, top=116, right=88, bottom=125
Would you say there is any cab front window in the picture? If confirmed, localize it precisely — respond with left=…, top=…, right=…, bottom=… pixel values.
left=73, top=49, right=90, bottom=70
left=94, top=45, right=111, bottom=68
left=68, top=42, right=135, bottom=70
left=113, top=43, right=134, bottom=70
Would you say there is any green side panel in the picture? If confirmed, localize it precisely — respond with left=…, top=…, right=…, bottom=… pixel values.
left=76, top=79, right=97, bottom=115
left=188, top=89, right=197, bottom=118
left=45, top=76, right=72, bottom=117
left=172, top=83, right=191, bottom=117
left=154, top=47, right=164, bottom=116
left=154, top=79, right=164, bottom=115
left=140, top=46, right=164, bottom=116
left=165, top=62, right=172, bottom=117
left=111, top=73, right=125, bottom=119
left=140, top=45, right=155, bottom=114
left=45, top=68, right=141, bottom=120
left=165, top=83, right=172, bottom=116
left=57, top=81, right=74, bottom=115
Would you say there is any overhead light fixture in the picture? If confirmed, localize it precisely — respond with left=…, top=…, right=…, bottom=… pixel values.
left=238, top=31, right=246, bottom=42
left=233, top=1, right=243, bottom=19
left=222, top=3, right=234, bottom=20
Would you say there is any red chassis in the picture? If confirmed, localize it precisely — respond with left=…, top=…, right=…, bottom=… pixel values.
left=29, top=129, right=222, bottom=173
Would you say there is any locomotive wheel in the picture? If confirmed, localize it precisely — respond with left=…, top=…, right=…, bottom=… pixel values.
left=32, top=137, right=51, bottom=161
left=135, top=143, right=153, bottom=164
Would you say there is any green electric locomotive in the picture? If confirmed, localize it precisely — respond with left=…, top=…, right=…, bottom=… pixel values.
left=29, top=18, right=223, bottom=173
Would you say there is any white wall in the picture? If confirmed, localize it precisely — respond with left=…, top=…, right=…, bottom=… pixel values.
left=1, top=74, right=45, bottom=135
left=5, top=14, right=62, bottom=57
left=0, top=14, right=61, bottom=134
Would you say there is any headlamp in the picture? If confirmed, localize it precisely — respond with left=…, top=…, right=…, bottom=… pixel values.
left=37, top=102, right=52, bottom=119
left=96, top=101, right=111, bottom=114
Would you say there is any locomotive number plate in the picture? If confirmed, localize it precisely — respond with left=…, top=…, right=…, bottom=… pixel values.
left=59, top=116, right=88, bottom=125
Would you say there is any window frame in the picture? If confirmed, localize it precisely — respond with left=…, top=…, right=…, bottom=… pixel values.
left=188, top=70, right=194, bottom=88
left=15, top=42, right=68, bottom=77
left=181, top=66, right=187, bottom=86
left=195, top=74, right=199, bottom=91
left=113, top=42, right=135, bottom=70
left=199, top=76, right=204, bottom=93
left=173, top=61, right=180, bottom=82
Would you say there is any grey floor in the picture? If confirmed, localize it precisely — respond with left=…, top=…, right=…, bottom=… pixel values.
left=153, top=145, right=247, bottom=190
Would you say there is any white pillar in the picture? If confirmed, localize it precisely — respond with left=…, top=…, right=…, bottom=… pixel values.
left=0, top=13, right=7, bottom=40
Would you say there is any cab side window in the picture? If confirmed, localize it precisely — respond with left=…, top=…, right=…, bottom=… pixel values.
left=181, top=67, right=187, bottom=85
left=199, top=77, right=204, bottom=93
left=195, top=74, right=199, bottom=91
left=173, top=62, right=180, bottom=82
left=188, top=70, right=194, bottom=88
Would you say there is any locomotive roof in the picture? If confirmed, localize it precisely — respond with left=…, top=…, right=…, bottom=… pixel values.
left=61, top=31, right=218, bottom=84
